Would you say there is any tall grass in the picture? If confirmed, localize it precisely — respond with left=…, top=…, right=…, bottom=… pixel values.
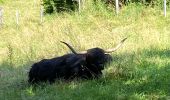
left=0, top=0, right=170, bottom=99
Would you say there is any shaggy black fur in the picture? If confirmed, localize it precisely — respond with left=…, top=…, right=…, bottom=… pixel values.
left=28, top=47, right=112, bottom=84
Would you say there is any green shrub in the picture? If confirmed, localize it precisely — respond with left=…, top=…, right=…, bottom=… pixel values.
left=43, top=0, right=54, bottom=14
left=42, top=0, right=78, bottom=14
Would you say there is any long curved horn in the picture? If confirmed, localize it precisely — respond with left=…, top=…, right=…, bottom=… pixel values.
left=79, top=51, right=87, bottom=54
left=105, top=37, right=127, bottom=53
left=60, top=41, right=77, bottom=54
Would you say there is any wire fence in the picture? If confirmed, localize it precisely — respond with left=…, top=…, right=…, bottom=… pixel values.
left=0, top=0, right=168, bottom=26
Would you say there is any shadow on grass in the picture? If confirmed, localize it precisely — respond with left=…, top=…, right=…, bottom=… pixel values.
left=0, top=48, right=170, bottom=99
left=0, top=61, right=30, bottom=89
left=103, top=48, right=170, bottom=99
left=144, top=48, right=170, bottom=58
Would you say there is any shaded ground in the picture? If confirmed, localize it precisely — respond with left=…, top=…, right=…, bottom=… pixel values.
left=0, top=48, right=170, bottom=100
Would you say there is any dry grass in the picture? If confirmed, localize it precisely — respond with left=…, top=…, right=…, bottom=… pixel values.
left=0, top=0, right=170, bottom=99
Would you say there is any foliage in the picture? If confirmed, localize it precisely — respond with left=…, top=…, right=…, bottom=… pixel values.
left=42, top=0, right=169, bottom=14
left=42, top=0, right=54, bottom=14
left=42, top=0, right=78, bottom=14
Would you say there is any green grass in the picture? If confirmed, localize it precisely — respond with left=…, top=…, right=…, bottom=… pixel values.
left=0, top=0, right=170, bottom=100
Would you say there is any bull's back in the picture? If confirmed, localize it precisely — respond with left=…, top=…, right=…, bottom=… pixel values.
left=28, top=54, right=75, bottom=83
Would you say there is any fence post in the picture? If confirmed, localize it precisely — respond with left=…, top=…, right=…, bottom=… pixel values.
left=78, top=0, right=81, bottom=13
left=16, top=10, right=19, bottom=25
left=73, top=0, right=81, bottom=12
left=115, top=0, right=119, bottom=14
left=34, top=0, right=36, bottom=5
left=82, top=0, right=85, bottom=9
left=0, top=7, right=3, bottom=25
left=40, top=6, right=43, bottom=24
left=164, top=0, right=166, bottom=17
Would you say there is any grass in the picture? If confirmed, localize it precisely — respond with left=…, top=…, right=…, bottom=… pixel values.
left=0, top=0, right=170, bottom=100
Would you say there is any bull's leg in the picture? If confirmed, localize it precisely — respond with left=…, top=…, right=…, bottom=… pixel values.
left=48, top=75, right=56, bottom=84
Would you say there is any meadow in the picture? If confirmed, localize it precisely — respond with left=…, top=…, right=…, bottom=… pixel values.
left=0, top=0, right=170, bottom=99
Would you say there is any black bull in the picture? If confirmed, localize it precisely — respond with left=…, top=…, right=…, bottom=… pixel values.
left=28, top=38, right=127, bottom=84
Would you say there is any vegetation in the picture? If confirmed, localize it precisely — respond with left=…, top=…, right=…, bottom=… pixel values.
left=0, top=0, right=170, bottom=100
left=42, top=0, right=78, bottom=13
left=42, top=0, right=170, bottom=14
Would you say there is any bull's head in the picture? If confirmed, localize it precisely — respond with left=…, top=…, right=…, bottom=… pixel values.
left=60, top=38, right=127, bottom=78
